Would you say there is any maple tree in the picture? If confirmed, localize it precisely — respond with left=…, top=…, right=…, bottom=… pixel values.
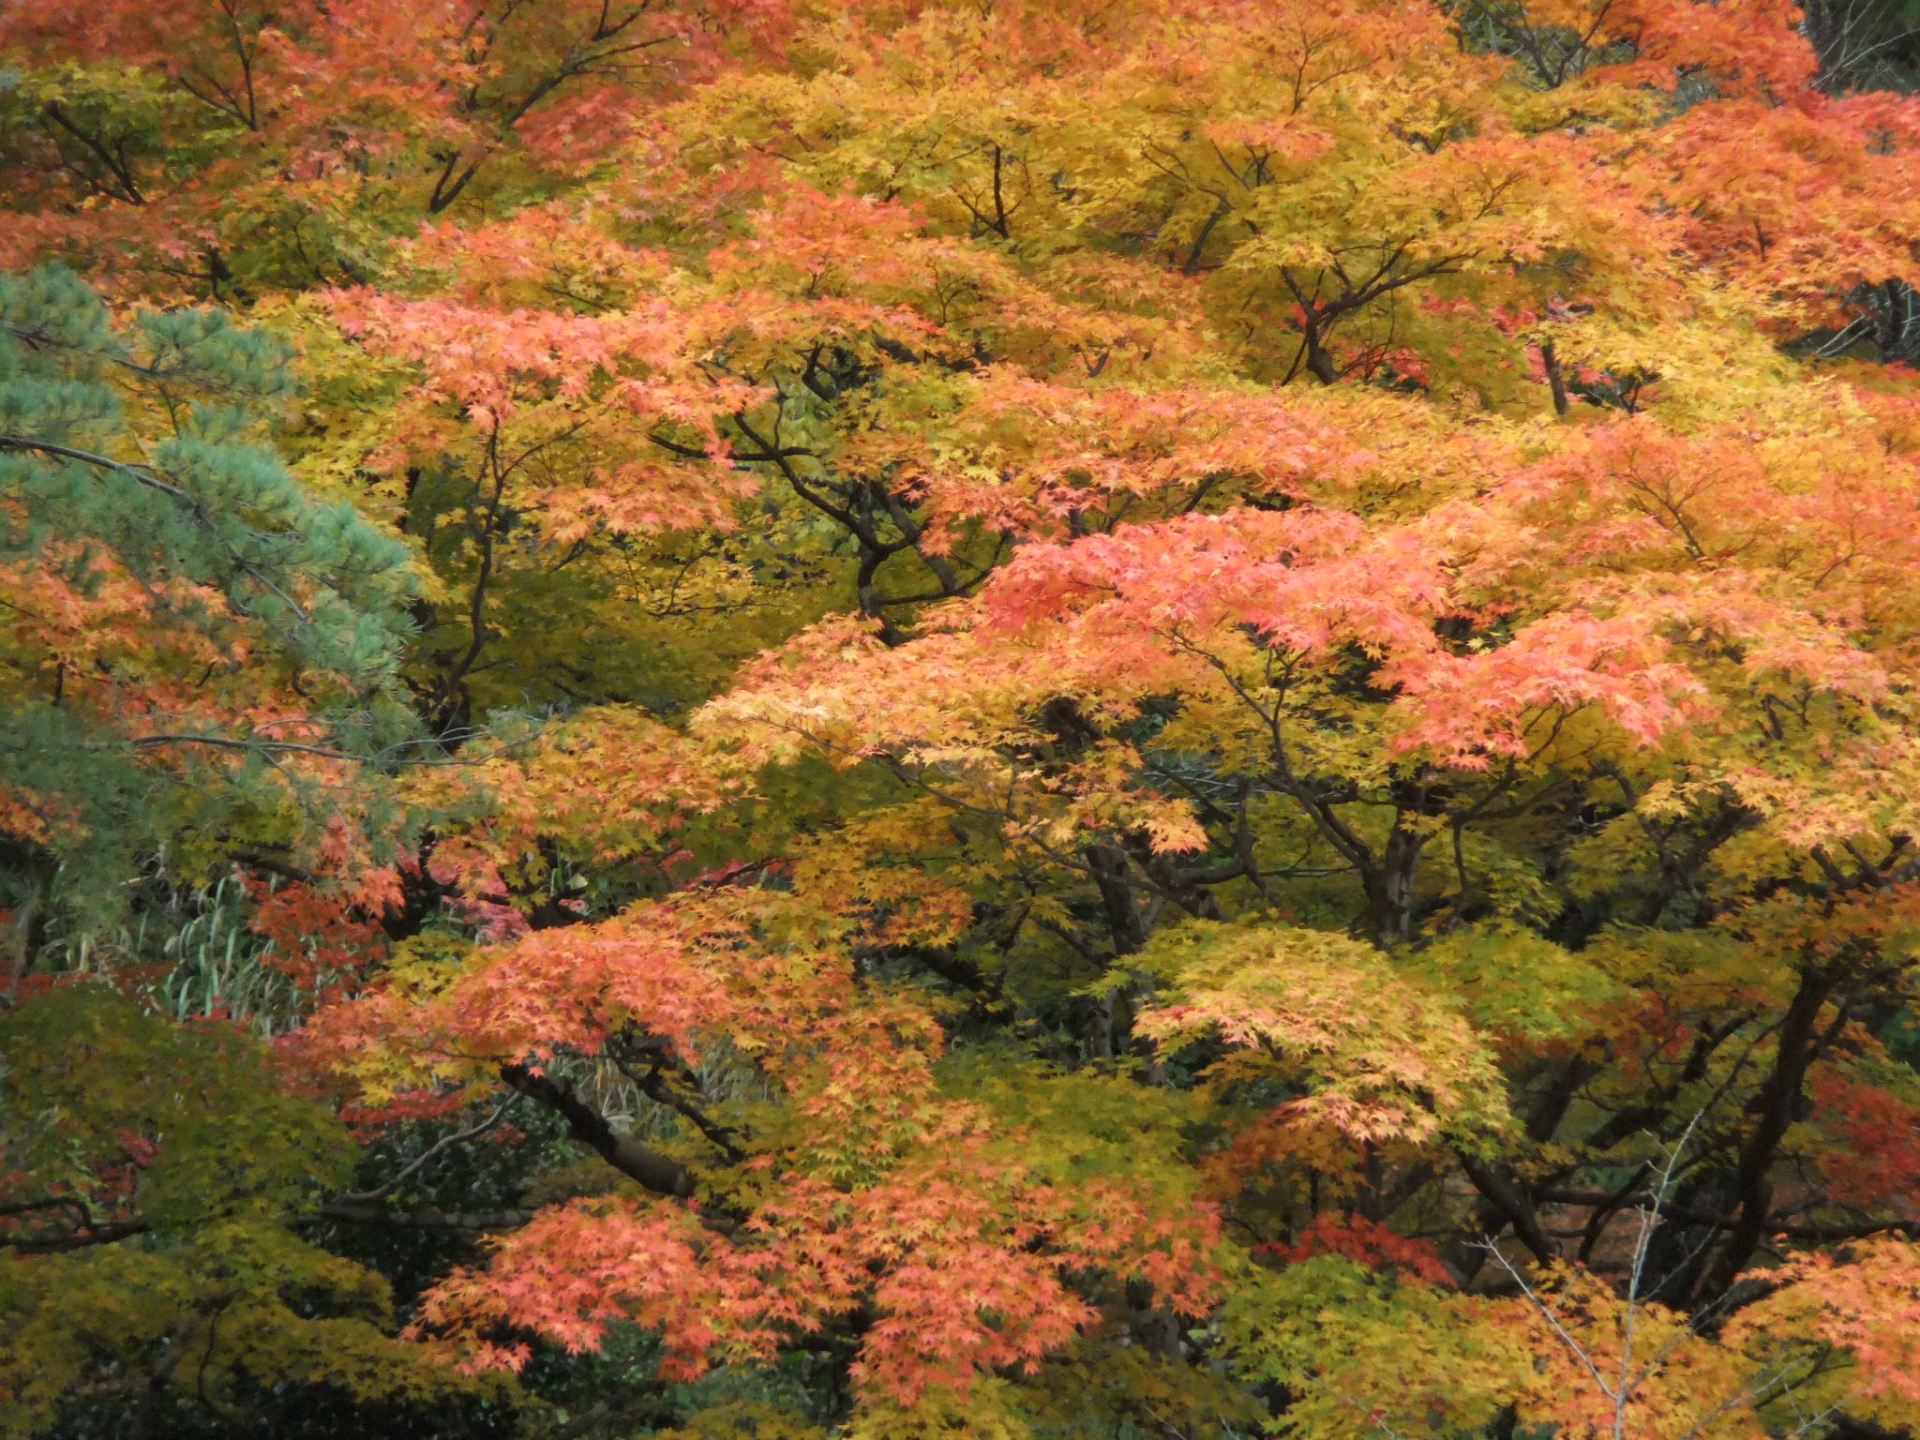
left=9, top=0, right=1920, bottom=1437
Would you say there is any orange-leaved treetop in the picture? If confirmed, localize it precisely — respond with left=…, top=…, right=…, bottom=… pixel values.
left=7, top=1, right=1920, bottom=1437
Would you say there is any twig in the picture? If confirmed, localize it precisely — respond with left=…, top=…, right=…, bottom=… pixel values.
left=331, top=1097, right=518, bottom=1206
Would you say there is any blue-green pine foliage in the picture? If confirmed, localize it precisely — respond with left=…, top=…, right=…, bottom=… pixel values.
left=0, top=264, right=421, bottom=929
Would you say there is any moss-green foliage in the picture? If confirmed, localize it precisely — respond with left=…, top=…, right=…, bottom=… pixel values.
left=938, top=1046, right=1210, bottom=1204
left=1018, top=1343, right=1266, bottom=1440
left=1220, top=1256, right=1526, bottom=1440
left=0, top=983, right=348, bottom=1222
left=0, top=984, right=508, bottom=1438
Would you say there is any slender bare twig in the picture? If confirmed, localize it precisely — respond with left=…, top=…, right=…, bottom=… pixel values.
left=331, top=1097, right=518, bottom=1206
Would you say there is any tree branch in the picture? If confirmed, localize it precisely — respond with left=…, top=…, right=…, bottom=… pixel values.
left=500, top=1062, right=697, bottom=1199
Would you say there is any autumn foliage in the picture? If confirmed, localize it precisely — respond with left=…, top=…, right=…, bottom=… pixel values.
left=7, top=0, right=1920, bottom=1436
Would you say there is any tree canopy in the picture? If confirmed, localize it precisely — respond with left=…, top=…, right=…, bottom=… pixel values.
left=6, top=1, right=1920, bottom=1437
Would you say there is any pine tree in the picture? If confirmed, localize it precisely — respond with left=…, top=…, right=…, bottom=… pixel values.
left=0, top=263, right=418, bottom=934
